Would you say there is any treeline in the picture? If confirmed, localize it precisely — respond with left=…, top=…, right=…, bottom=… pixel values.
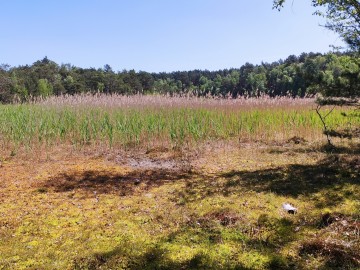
left=0, top=52, right=359, bottom=103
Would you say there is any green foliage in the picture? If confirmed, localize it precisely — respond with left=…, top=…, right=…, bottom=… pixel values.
left=0, top=52, right=359, bottom=102
left=0, top=65, right=14, bottom=103
left=312, top=54, right=360, bottom=97
left=38, top=79, right=53, bottom=97
left=246, top=66, right=267, bottom=96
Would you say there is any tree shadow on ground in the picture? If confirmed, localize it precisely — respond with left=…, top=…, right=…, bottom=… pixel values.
left=71, top=208, right=359, bottom=269
left=39, top=168, right=195, bottom=197
left=219, top=154, right=359, bottom=204
left=70, top=203, right=319, bottom=270
left=71, top=218, right=296, bottom=270
left=39, top=142, right=359, bottom=204
left=57, top=144, right=360, bottom=269
left=72, top=244, right=252, bottom=270
left=268, top=142, right=360, bottom=155
left=173, top=152, right=359, bottom=209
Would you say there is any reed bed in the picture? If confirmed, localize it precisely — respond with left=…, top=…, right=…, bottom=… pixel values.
left=37, top=93, right=315, bottom=110
left=0, top=94, right=357, bottom=150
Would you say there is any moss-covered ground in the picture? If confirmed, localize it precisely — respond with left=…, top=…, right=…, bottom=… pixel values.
left=0, top=140, right=359, bottom=269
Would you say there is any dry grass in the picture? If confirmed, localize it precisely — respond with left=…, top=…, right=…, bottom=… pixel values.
left=36, top=93, right=316, bottom=110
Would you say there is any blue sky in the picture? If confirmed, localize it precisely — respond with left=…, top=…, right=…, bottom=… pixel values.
left=1, top=0, right=344, bottom=72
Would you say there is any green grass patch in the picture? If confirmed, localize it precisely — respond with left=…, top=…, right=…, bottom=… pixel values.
left=0, top=103, right=357, bottom=151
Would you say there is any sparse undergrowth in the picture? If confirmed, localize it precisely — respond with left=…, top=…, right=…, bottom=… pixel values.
left=0, top=140, right=359, bottom=270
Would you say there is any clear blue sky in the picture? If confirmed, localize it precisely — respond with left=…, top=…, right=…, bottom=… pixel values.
left=1, top=0, right=344, bottom=72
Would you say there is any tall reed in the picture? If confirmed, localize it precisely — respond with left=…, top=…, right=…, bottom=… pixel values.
left=0, top=94, right=357, bottom=151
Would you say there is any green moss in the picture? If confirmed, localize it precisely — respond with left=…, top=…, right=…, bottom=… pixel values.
left=0, top=137, right=359, bottom=269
